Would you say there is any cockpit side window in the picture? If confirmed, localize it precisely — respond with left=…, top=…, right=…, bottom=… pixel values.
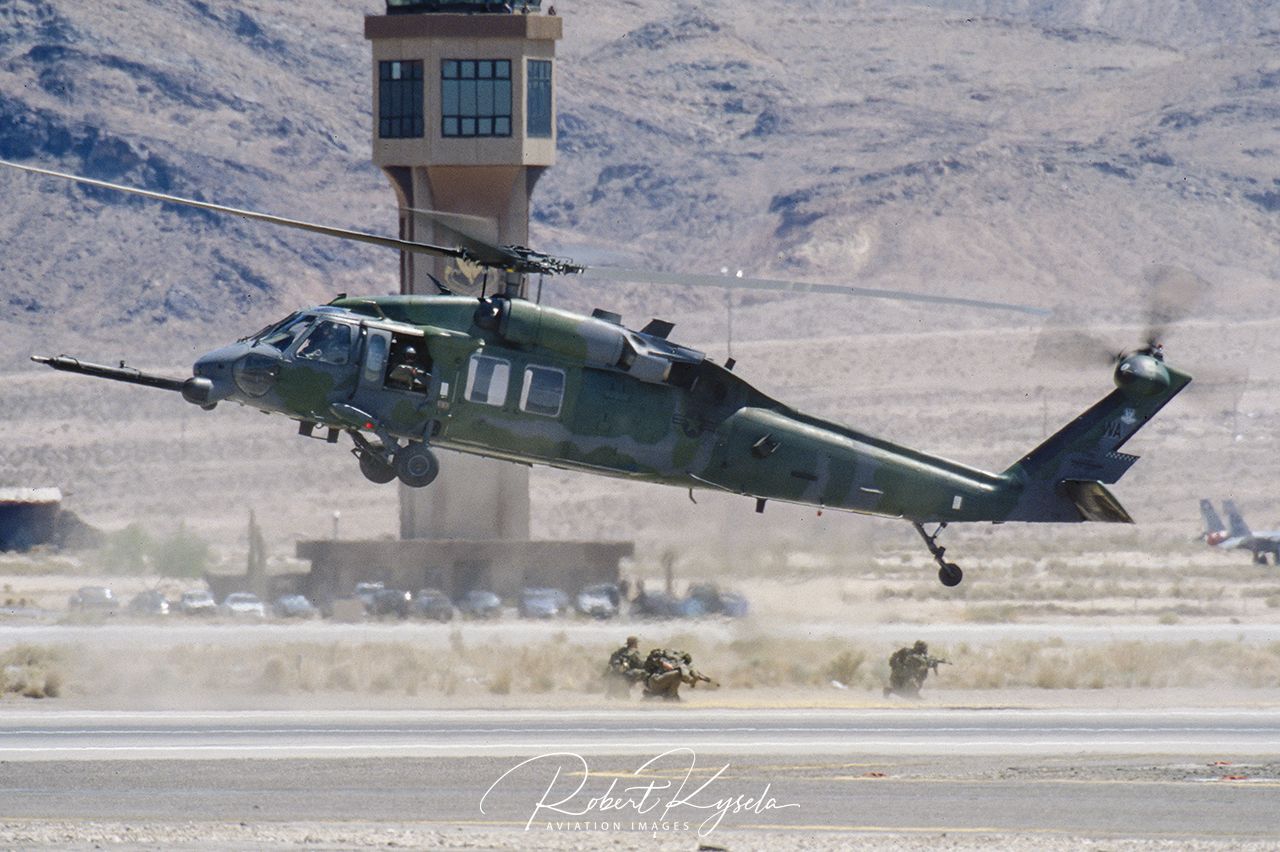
left=294, top=320, right=354, bottom=365
left=258, top=314, right=313, bottom=352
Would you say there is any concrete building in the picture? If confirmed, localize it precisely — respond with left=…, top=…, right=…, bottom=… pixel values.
left=297, top=538, right=631, bottom=602
left=0, top=488, right=62, bottom=551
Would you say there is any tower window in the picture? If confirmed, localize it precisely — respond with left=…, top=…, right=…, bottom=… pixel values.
left=379, top=60, right=424, bottom=139
left=442, top=59, right=512, bottom=138
left=527, top=59, right=552, bottom=138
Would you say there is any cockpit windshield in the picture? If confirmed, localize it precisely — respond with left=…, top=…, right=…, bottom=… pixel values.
left=241, top=312, right=297, bottom=344
left=253, top=313, right=313, bottom=352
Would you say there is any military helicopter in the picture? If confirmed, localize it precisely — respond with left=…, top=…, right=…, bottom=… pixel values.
left=4, top=160, right=1191, bottom=586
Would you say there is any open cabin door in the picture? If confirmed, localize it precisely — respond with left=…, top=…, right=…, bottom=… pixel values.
left=355, top=323, right=434, bottom=401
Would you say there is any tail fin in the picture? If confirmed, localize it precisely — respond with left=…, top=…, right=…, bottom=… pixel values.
left=1200, top=499, right=1226, bottom=535
left=1001, top=355, right=1191, bottom=523
left=1223, top=500, right=1252, bottom=538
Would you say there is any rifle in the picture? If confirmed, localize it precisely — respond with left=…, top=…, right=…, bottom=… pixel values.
left=686, top=670, right=720, bottom=689
left=925, top=656, right=950, bottom=674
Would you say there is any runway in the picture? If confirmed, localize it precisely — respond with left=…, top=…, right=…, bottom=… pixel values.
left=2, top=707, right=1279, bottom=759
left=1, top=708, right=1278, bottom=843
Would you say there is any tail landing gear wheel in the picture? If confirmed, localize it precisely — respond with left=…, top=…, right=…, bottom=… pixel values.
left=395, top=445, right=439, bottom=488
left=913, top=521, right=966, bottom=586
left=939, top=563, right=963, bottom=587
left=358, top=451, right=396, bottom=484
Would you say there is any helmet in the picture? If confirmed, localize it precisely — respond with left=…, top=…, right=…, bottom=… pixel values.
left=402, top=345, right=417, bottom=360
left=913, top=640, right=928, bottom=653
left=626, top=636, right=638, bottom=647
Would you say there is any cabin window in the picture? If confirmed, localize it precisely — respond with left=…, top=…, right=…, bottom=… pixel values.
left=442, top=59, right=511, bottom=138
left=520, top=365, right=565, bottom=417
left=379, top=60, right=424, bottom=139
left=465, top=354, right=510, bottom=406
left=294, top=320, right=353, bottom=365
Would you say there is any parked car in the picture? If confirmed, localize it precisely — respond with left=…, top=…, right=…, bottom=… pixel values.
left=219, top=592, right=266, bottom=618
left=519, top=587, right=569, bottom=619
left=68, top=585, right=118, bottom=613
left=354, top=582, right=385, bottom=610
left=178, top=590, right=217, bottom=616
left=273, top=594, right=319, bottom=619
left=631, top=590, right=683, bottom=619
left=411, top=588, right=455, bottom=622
left=683, top=583, right=750, bottom=618
left=126, top=590, right=170, bottom=617
left=574, top=583, right=620, bottom=619
left=369, top=588, right=412, bottom=619
left=457, top=589, right=502, bottom=619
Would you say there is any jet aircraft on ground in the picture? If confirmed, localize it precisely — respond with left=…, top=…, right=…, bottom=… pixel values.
left=1199, top=499, right=1280, bottom=565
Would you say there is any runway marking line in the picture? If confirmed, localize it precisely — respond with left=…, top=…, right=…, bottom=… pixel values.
left=728, top=823, right=1280, bottom=839
left=3, top=740, right=1280, bottom=756
left=821, top=775, right=1280, bottom=788
left=567, top=761, right=889, bottom=780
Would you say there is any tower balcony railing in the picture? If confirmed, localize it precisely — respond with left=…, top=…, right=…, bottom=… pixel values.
left=386, top=0, right=543, bottom=14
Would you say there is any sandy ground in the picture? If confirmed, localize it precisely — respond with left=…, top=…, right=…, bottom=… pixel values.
left=2, top=822, right=1275, bottom=851
left=1, top=823, right=1277, bottom=851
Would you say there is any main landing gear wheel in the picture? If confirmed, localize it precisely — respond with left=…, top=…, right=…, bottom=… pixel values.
left=358, top=451, right=396, bottom=484
left=395, top=445, right=439, bottom=488
left=939, top=563, right=963, bottom=587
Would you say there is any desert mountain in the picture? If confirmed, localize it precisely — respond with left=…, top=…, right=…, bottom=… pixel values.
left=0, top=0, right=1276, bottom=365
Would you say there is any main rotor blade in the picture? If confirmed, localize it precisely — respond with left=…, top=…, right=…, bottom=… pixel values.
left=581, top=266, right=1051, bottom=316
left=1, top=160, right=468, bottom=263
left=400, top=206, right=522, bottom=267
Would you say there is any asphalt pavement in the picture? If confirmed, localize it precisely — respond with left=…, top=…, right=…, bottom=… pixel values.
left=0, top=708, right=1277, bottom=842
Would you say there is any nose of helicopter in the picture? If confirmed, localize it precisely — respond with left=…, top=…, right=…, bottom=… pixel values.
left=192, top=342, right=252, bottom=403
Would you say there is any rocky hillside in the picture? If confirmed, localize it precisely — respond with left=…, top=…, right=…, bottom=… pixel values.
left=1, top=0, right=1276, bottom=369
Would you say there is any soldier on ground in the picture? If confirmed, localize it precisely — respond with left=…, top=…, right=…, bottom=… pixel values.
left=604, top=635, right=645, bottom=698
left=884, top=640, right=948, bottom=699
left=641, top=647, right=715, bottom=701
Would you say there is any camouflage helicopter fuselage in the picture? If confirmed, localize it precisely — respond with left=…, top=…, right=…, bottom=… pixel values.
left=8, top=157, right=1193, bottom=586
left=177, top=293, right=1190, bottom=534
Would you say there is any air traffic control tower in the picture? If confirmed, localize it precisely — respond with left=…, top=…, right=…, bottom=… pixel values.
left=295, top=2, right=631, bottom=598
left=366, top=0, right=559, bottom=542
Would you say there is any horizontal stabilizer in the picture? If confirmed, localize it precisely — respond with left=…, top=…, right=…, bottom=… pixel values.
left=1057, top=450, right=1141, bottom=485
left=1060, top=480, right=1134, bottom=524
